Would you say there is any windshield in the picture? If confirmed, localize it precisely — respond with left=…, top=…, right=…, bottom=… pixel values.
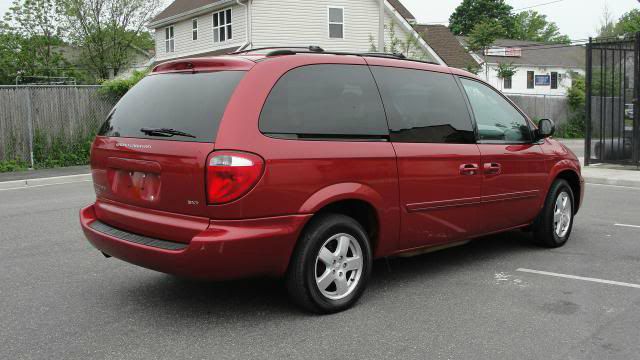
left=99, top=71, right=246, bottom=143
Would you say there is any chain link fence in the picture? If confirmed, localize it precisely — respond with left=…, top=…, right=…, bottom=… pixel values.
left=0, top=86, right=118, bottom=171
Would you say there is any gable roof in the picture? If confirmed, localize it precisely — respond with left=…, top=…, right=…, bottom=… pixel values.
left=414, top=25, right=477, bottom=70
left=387, top=0, right=416, bottom=23
left=459, top=37, right=585, bottom=69
left=151, top=0, right=416, bottom=25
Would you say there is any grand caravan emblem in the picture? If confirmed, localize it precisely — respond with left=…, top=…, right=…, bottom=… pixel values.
left=116, top=143, right=152, bottom=150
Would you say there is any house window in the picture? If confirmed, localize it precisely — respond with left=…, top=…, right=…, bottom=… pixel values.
left=192, top=19, right=198, bottom=41
left=328, top=7, right=344, bottom=39
left=551, top=72, right=558, bottom=89
left=527, top=71, right=534, bottom=89
left=213, top=8, right=232, bottom=43
left=503, top=75, right=512, bottom=89
left=165, top=26, right=175, bottom=53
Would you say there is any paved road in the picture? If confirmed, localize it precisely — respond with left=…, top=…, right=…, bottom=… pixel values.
left=558, top=138, right=584, bottom=158
left=1, top=181, right=640, bottom=360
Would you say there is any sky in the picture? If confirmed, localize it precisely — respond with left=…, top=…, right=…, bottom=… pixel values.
left=0, top=0, right=638, bottom=40
left=401, top=0, right=638, bottom=39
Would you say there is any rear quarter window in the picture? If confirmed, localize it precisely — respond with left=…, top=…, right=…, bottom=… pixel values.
left=99, top=71, right=245, bottom=142
left=259, top=64, right=389, bottom=138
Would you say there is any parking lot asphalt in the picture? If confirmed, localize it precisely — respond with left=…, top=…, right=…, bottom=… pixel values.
left=1, top=181, right=639, bottom=360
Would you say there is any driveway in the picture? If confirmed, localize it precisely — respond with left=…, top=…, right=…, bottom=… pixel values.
left=1, top=181, right=639, bottom=359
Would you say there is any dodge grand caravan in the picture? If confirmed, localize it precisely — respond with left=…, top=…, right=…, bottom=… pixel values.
left=80, top=48, right=584, bottom=314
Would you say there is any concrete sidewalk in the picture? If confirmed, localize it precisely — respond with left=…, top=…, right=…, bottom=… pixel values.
left=582, top=165, right=640, bottom=188
left=0, top=166, right=91, bottom=191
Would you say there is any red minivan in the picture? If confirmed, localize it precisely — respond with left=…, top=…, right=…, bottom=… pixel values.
left=80, top=48, right=584, bottom=313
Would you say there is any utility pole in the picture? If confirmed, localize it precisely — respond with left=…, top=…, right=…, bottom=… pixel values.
left=379, top=0, right=385, bottom=52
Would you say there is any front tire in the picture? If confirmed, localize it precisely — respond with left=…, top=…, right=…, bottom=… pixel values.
left=286, top=213, right=372, bottom=314
left=533, top=179, right=575, bottom=248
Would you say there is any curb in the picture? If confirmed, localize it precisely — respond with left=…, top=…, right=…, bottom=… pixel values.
left=583, top=176, right=640, bottom=188
left=0, top=173, right=92, bottom=191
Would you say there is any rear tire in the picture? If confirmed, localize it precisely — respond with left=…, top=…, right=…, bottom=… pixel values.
left=532, top=179, right=575, bottom=248
left=286, top=213, right=372, bottom=314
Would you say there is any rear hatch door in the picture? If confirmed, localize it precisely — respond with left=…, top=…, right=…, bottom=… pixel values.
left=91, top=68, right=247, bottom=233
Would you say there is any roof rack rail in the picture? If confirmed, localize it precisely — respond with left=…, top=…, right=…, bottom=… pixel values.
left=228, top=46, right=441, bottom=66
left=229, top=46, right=325, bottom=55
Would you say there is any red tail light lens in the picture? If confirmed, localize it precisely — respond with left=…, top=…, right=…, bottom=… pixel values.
left=206, top=151, right=264, bottom=204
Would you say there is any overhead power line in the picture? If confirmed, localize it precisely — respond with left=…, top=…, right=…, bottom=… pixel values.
left=514, top=0, right=566, bottom=11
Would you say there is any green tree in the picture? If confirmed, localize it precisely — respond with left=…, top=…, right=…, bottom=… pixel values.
left=560, top=72, right=586, bottom=138
left=467, top=20, right=505, bottom=79
left=1, top=0, right=70, bottom=83
left=59, top=0, right=161, bottom=80
left=512, top=10, right=571, bottom=43
left=368, top=22, right=434, bottom=61
left=597, top=5, right=617, bottom=37
left=495, top=62, right=517, bottom=89
left=449, top=0, right=514, bottom=36
left=614, top=9, right=640, bottom=36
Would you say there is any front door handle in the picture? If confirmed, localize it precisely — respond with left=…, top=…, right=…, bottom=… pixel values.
left=484, top=163, right=502, bottom=175
left=459, top=163, right=480, bottom=176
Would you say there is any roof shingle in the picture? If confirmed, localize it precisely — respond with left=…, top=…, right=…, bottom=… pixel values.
left=459, top=37, right=585, bottom=68
left=414, top=25, right=478, bottom=70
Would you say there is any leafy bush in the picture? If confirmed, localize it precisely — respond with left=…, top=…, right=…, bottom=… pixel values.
left=1, top=131, right=96, bottom=173
left=98, top=69, right=148, bottom=99
left=558, top=73, right=586, bottom=138
left=32, top=130, right=96, bottom=169
left=0, top=159, right=28, bottom=172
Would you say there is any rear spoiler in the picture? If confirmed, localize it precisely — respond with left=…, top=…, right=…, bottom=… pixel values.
left=152, top=56, right=255, bottom=74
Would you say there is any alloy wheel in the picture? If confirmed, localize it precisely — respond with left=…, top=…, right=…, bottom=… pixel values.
left=314, top=233, right=363, bottom=300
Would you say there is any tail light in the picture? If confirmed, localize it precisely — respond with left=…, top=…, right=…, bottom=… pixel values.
left=206, top=151, right=264, bottom=204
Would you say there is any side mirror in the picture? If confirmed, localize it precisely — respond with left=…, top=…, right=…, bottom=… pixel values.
left=537, top=118, right=555, bottom=140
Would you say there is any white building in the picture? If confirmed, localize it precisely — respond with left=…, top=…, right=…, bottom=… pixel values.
left=461, top=38, right=586, bottom=97
left=149, top=0, right=444, bottom=65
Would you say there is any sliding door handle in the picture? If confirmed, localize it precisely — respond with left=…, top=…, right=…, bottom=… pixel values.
left=484, top=163, right=502, bottom=175
left=459, top=163, right=480, bottom=176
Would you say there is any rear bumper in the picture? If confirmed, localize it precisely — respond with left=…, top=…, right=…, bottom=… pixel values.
left=80, top=204, right=310, bottom=280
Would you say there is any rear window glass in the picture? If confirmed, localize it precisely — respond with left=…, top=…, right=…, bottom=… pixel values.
left=99, top=71, right=245, bottom=142
left=259, top=64, right=388, bottom=137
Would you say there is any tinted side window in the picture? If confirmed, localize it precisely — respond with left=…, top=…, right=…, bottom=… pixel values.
left=460, top=78, right=532, bottom=143
left=260, top=65, right=388, bottom=137
left=370, top=67, right=475, bottom=143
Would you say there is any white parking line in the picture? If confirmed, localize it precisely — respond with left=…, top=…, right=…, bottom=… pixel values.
left=615, top=223, right=640, bottom=229
left=0, top=180, right=92, bottom=192
left=587, top=183, right=640, bottom=190
left=517, top=268, right=640, bottom=289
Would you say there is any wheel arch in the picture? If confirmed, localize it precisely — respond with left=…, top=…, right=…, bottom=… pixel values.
left=551, top=167, right=582, bottom=214
left=298, top=183, right=388, bottom=256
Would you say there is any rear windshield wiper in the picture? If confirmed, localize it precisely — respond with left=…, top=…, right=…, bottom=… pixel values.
left=140, top=127, right=196, bottom=138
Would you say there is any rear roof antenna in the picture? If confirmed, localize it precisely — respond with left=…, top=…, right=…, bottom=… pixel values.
left=308, top=45, right=325, bottom=53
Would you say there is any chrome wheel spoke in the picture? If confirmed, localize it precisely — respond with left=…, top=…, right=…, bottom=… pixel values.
left=337, top=235, right=350, bottom=258
left=561, top=195, right=569, bottom=211
left=335, top=276, right=349, bottom=295
left=318, top=247, right=334, bottom=266
left=554, top=210, right=562, bottom=223
left=343, top=256, right=362, bottom=272
left=316, top=269, right=335, bottom=291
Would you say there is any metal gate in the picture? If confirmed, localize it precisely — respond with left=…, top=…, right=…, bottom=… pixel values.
left=585, top=34, right=640, bottom=166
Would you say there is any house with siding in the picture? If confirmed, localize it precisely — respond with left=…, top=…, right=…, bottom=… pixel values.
left=458, top=37, right=585, bottom=96
left=148, top=0, right=444, bottom=65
